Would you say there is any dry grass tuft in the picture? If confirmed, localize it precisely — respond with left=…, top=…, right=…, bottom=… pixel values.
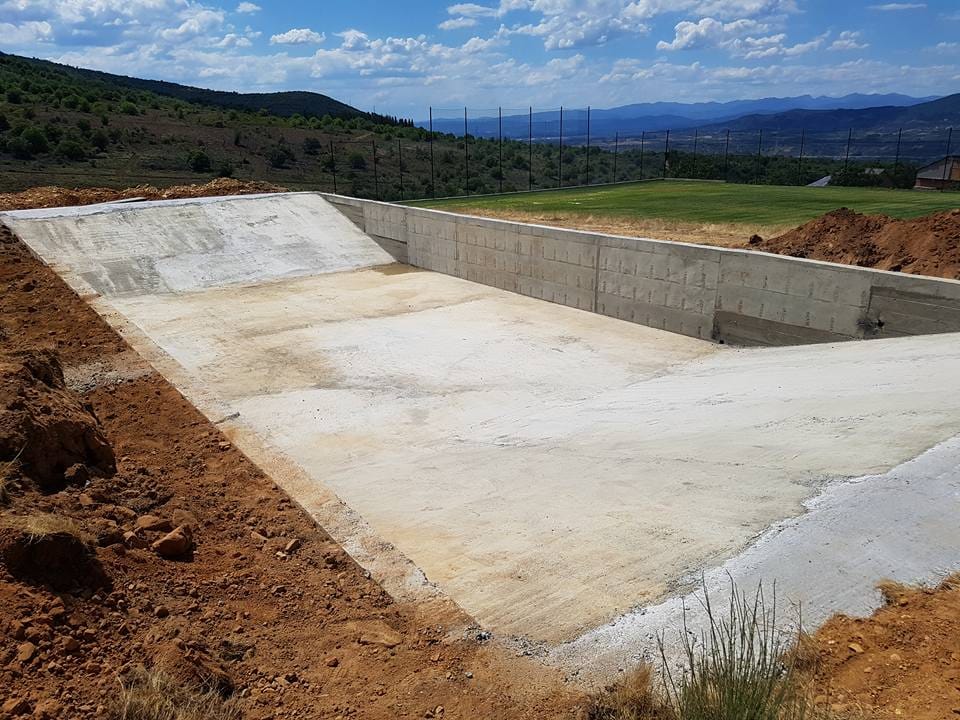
left=111, top=668, right=240, bottom=720
left=782, top=631, right=821, bottom=676
left=0, top=449, right=23, bottom=505
left=5, top=512, right=92, bottom=543
left=585, top=665, right=671, bottom=720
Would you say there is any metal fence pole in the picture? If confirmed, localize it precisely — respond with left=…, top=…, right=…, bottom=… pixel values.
left=662, top=129, right=670, bottom=178
left=894, top=128, right=902, bottom=173
left=796, top=128, right=805, bottom=186
left=586, top=105, right=591, bottom=186
left=754, top=129, right=763, bottom=184
left=941, top=127, right=954, bottom=191
left=723, top=129, right=730, bottom=182
left=463, top=106, right=469, bottom=196
left=528, top=106, right=533, bottom=191
left=372, top=140, right=379, bottom=200
left=843, top=127, right=852, bottom=172
left=692, top=128, right=699, bottom=179
left=640, top=131, right=645, bottom=178
left=429, top=106, right=435, bottom=198
left=498, top=106, right=503, bottom=194
left=398, top=138, right=404, bottom=200
left=558, top=106, right=564, bottom=188
left=613, top=131, right=619, bottom=183
left=329, top=140, right=337, bottom=194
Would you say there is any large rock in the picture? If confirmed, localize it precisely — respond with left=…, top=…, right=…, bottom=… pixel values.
left=152, top=525, right=193, bottom=559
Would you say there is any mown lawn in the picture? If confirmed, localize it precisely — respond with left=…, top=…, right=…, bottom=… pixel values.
left=411, top=180, right=960, bottom=228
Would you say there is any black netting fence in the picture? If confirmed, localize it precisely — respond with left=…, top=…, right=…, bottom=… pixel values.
left=289, top=107, right=955, bottom=201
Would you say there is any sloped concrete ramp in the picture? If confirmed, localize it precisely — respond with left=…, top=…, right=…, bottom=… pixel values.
left=4, top=193, right=960, bottom=663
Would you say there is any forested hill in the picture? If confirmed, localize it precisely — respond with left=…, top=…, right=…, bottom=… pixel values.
left=0, top=52, right=408, bottom=126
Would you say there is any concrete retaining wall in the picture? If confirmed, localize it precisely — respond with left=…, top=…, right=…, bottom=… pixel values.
left=323, top=194, right=960, bottom=346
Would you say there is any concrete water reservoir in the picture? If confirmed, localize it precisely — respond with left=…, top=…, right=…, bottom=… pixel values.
left=5, top=192, right=960, bottom=672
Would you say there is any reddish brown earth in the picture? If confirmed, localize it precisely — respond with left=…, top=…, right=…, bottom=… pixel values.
left=0, top=178, right=286, bottom=212
left=755, top=207, right=960, bottom=280
left=0, top=213, right=577, bottom=718
left=810, top=576, right=960, bottom=719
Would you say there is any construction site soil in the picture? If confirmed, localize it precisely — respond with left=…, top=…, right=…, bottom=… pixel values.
left=1, top=182, right=959, bottom=718
left=756, top=207, right=960, bottom=280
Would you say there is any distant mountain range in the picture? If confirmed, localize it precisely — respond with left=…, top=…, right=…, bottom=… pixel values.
left=421, top=93, right=949, bottom=140
left=698, top=94, right=960, bottom=135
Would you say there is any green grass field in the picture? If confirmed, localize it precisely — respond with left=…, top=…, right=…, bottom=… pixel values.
left=413, top=180, right=960, bottom=228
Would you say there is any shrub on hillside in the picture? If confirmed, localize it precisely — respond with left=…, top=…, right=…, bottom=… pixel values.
left=266, top=143, right=296, bottom=169
left=91, top=129, right=110, bottom=151
left=55, top=138, right=88, bottom=161
left=187, top=150, right=212, bottom=173
left=20, top=126, right=49, bottom=155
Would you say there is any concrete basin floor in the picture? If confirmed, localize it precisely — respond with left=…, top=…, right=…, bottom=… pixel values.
left=111, top=265, right=960, bottom=644
left=5, top=194, right=959, bottom=650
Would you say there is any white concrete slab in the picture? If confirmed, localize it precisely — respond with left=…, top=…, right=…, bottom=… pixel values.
left=5, top=193, right=960, bottom=663
left=3, top=193, right=393, bottom=296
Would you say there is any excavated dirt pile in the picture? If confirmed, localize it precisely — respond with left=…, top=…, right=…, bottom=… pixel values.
left=0, top=178, right=286, bottom=212
left=0, top=350, right=115, bottom=491
left=756, top=207, right=960, bottom=280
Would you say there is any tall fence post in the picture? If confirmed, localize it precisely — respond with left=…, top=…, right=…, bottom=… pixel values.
left=723, top=129, right=730, bottom=182
left=662, top=129, right=670, bottom=178
left=942, top=127, right=954, bottom=191
left=613, top=131, right=619, bottom=183
left=329, top=140, right=337, bottom=194
left=754, top=129, right=763, bottom=184
left=463, top=107, right=469, bottom=196
left=528, top=106, right=533, bottom=191
left=429, top=106, right=435, bottom=198
left=372, top=140, right=379, bottom=200
left=498, top=106, right=503, bottom=194
left=639, top=131, right=645, bottom=179
left=586, top=105, right=591, bottom=186
left=558, top=106, right=564, bottom=188
left=894, top=128, right=902, bottom=173
left=843, top=127, right=853, bottom=172
left=796, top=128, right=805, bottom=186
left=397, top=138, right=404, bottom=200
left=692, top=128, right=699, bottom=179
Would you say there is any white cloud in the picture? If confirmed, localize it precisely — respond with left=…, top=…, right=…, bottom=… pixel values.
left=0, top=20, right=54, bottom=44
left=656, top=17, right=764, bottom=51
left=868, top=2, right=925, bottom=9
left=439, top=17, right=478, bottom=30
left=828, top=30, right=868, bottom=51
left=337, top=29, right=371, bottom=50
left=447, top=2, right=498, bottom=16
left=508, top=0, right=654, bottom=50
left=929, top=41, right=959, bottom=54
left=235, top=2, right=260, bottom=12
left=656, top=16, right=822, bottom=58
left=270, top=28, right=326, bottom=45
left=159, top=8, right=225, bottom=40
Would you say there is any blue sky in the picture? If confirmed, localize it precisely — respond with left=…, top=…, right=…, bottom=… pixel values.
left=1, top=1, right=958, bottom=115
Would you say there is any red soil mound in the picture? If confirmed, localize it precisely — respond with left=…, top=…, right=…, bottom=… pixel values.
left=811, top=575, right=960, bottom=719
left=0, top=178, right=286, bottom=212
left=755, top=207, right=960, bottom=280
left=0, top=350, right=115, bottom=491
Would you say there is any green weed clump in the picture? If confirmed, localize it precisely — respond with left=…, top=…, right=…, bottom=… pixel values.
left=588, top=580, right=826, bottom=720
